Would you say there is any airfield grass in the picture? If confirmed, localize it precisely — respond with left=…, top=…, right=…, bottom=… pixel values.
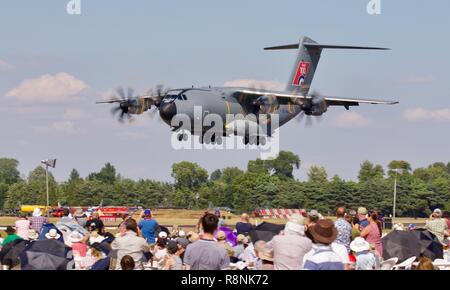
left=0, top=208, right=427, bottom=238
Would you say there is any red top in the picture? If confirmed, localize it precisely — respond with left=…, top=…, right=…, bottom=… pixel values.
left=72, top=242, right=88, bottom=257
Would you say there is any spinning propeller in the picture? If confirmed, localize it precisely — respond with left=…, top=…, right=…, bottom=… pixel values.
left=295, top=91, right=327, bottom=127
left=96, top=85, right=168, bottom=123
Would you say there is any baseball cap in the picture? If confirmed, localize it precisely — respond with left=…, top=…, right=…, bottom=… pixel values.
left=433, top=208, right=442, bottom=216
left=167, top=240, right=178, bottom=253
left=357, top=207, right=368, bottom=215
left=176, top=237, right=190, bottom=248
left=308, top=210, right=320, bottom=218
left=144, top=209, right=151, bottom=216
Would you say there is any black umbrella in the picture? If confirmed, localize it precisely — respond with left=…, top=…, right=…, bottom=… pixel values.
left=249, top=230, right=278, bottom=243
left=382, top=230, right=421, bottom=263
left=255, top=222, right=284, bottom=234
left=382, top=230, right=443, bottom=263
left=412, top=229, right=443, bottom=261
left=2, top=240, right=31, bottom=268
left=0, top=239, right=24, bottom=265
left=19, top=239, right=73, bottom=270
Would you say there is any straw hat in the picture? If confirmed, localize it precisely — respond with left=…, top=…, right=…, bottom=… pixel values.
left=187, top=231, right=199, bottom=243
left=216, top=230, right=226, bottom=241
left=45, top=229, right=61, bottom=240
left=259, top=248, right=274, bottom=262
left=236, top=234, right=246, bottom=243
left=27, top=229, right=39, bottom=240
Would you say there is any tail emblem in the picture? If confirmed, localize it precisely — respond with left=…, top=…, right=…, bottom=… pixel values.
left=293, top=61, right=310, bottom=87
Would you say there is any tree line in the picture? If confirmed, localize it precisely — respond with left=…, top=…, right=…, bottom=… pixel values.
left=0, top=152, right=449, bottom=217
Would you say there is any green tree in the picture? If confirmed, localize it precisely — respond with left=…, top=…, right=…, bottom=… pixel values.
left=0, top=158, right=21, bottom=185
left=266, top=151, right=300, bottom=179
left=307, top=166, right=328, bottom=183
left=247, top=159, right=269, bottom=175
left=0, top=182, right=9, bottom=209
left=388, top=160, right=412, bottom=176
left=88, top=163, right=117, bottom=184
left=358, top=160, right=384, bottom=182
left=171, top=162, right=208, bottom=190
left=68, top=169, right=82, bottom=183
left=210, top=169, right=222, bottom=181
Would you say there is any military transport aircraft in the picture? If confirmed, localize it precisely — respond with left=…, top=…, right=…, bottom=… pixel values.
left=97, top=36, right=398, bottom=145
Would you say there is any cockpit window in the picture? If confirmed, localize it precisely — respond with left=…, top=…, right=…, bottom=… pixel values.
left=163, top=94, right=178, bottom=103
left=163, top=92, right=187, bottom=102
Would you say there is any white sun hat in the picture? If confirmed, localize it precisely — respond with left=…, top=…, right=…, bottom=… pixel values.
left=32, top=208, right=42, bottom=217
left=69, top=231, right=84, bottom=243
left=45, top=229, right=61, bottom=240
left=350, top=237, right=370, bottom=253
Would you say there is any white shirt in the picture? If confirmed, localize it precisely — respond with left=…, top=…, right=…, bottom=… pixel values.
left=331, top=242, right=350, bottom=265
left=303, top=242, right=349, bottom=267
left=243, top=243, right=257, bottom=265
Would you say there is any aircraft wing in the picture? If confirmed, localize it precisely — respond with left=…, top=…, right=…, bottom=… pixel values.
left=233, top=88, right=398, bottom=107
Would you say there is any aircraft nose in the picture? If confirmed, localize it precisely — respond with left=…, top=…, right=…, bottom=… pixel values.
left=159, top=101, right=177, bottom=122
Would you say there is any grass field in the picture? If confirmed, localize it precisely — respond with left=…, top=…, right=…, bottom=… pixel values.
left=0, top=208, right=427, bottom=233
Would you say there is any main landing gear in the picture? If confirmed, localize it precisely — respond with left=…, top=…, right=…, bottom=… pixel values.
left=243, top=135, right=266, bottom=146
left=198, top=134, right=223, bottom=145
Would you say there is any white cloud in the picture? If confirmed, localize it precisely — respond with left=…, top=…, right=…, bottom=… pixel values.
left=6, top=72, right=88, bottom=103
left=399, top=75, right=435, bottom=84
left=335, top=111, right=371, bottom=127
left=224, top=79, right=285, bottom=91
left=403, top=107, right=450, bottom=122
left=0, top=59, right=14, bottom=70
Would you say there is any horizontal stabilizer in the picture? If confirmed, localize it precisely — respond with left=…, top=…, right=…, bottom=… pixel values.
left=264, top=43, right=390, bottom=50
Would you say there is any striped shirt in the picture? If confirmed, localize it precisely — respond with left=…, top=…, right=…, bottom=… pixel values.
left=303, top=244, right=345, bottom=270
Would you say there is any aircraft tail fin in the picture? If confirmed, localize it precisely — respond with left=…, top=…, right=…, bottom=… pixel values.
left=264, top=36, right=389, bottom=94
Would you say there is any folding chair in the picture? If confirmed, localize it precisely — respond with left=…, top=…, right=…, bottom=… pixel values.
left=393, top=256, right=417, bottom=270
left=380, top=257, right=398, bottom=270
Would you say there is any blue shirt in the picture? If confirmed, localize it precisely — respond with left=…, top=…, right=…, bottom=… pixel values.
left=355, top=251, right=379, bottom=270
left=235, top=222, right=253, bottom=235
left=358, top=218, right=369, bottom=229
left=138, top=219, right=158, bottom=244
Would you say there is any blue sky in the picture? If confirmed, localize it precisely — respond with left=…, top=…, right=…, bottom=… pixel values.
left=1, top=0, right=449, bottom=182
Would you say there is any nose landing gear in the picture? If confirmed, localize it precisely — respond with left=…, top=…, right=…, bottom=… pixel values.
left=199, top=133, right=222, bottom=145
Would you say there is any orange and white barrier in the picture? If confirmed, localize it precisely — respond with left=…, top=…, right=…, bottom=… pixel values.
left=257, top=209, right=303, bottom=219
